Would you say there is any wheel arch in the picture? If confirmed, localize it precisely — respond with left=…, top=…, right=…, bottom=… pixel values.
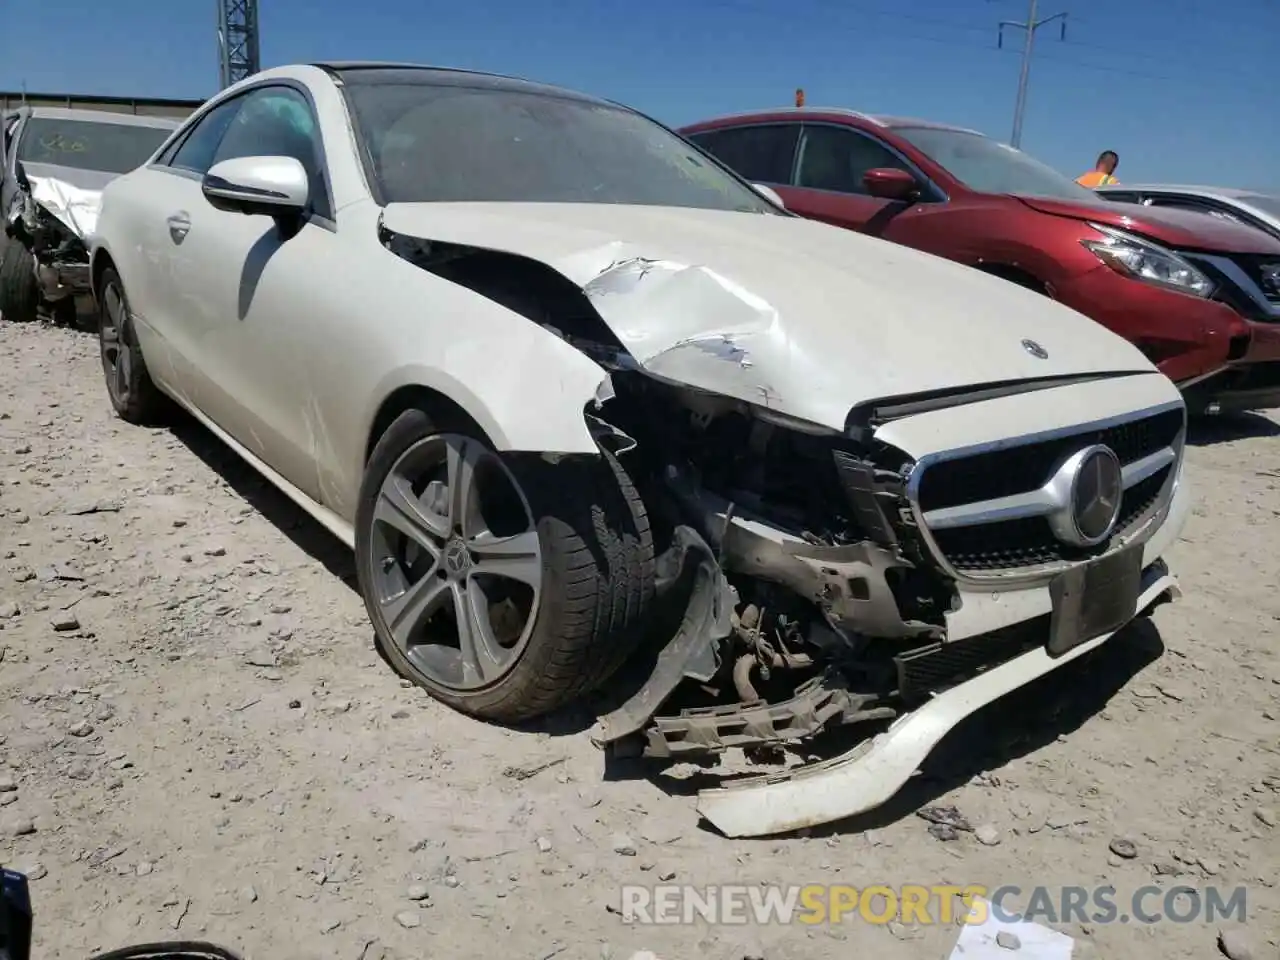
left=364, top=383, right=496, bottom=465
left=90, top=245, right=117, bottom=306
left=974, top=261, right=1048, bottom=294
left=360, top=365, right=602, bottom=471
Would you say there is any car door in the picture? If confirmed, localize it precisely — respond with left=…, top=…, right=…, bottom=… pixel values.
left=155, top=84, right=339, bottom=502
left=784, top=123, right=919, bottom=232
left=102, top=95, right=247, bottom=404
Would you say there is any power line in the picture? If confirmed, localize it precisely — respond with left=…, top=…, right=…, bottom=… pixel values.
left=645, top=0, right=1272, bottom=99
left=996, top=0, right=1067, bottom=148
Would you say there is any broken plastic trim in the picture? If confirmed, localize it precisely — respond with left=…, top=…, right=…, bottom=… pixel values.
left=694, top=562, right=1179, bottom=838
left=591, top=525, right=733, bottom=749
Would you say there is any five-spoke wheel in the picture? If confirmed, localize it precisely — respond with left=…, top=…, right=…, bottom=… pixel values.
left=356, top=408, right=655, bottom=722
left=367, top=432, right=543, bottom=690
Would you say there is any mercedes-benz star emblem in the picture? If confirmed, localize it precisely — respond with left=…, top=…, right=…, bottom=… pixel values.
left=1021, top=338, right=1049, bottom=359
left=1063, top=445, right=1124, bottom=546
left=443, top=539, right=470, bottom=577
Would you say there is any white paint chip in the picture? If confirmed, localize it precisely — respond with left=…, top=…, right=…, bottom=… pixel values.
left=947, top=898, right=1075, bottom=959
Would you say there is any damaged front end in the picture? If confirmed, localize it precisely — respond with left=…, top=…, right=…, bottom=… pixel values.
left=379, top=222, right=1185, bottom=838
left=577, top=372, right=1181, bottom=838
left=2, top=166, right=95, bottom=322
left=581, top=377, right=950, bottom=756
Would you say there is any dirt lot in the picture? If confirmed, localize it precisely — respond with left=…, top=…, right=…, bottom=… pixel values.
left=0, top=319, right=1277, bottom=960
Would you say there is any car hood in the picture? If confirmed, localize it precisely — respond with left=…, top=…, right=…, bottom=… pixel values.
left=1015, top=194, right=1280, bottom=254
left=381, top=202, right=1159, bottom=431
left=15, top=162, right=112, bottom=240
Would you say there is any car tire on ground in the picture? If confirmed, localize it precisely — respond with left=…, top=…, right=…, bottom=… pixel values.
left=355, top=407, right=655, bottom=723
left=96, top=267, right=168, bottom=424
left=0, top=241, right=40, bottom=324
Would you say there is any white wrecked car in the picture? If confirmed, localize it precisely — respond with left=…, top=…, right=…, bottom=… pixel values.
left=88, top=63, right=1189, bottom=837
left=1, top=106, right=180, bottom=325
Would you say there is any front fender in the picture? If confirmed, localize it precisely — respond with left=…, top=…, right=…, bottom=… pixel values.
left=362, top=356, right=605, bottom=459
left=312, top=205, right=613, bottom=520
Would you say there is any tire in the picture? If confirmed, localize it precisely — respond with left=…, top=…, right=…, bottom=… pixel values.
left=96, top=267, right=167, bottom=424
left=355, top=407, right=655, bottom=723
left=0, top=241, right=40, bottom=324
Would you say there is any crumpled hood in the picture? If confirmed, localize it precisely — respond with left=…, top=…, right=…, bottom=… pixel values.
left=17, top=163, right=114, bottom=240
left=381, top=202, right=1159, bottom=431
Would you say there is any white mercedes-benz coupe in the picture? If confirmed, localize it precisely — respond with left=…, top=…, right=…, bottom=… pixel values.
left=89, top=62, right=1189, bottom=836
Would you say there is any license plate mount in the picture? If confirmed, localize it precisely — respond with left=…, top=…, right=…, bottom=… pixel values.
left=1047, top=546, right=1144, bottom=657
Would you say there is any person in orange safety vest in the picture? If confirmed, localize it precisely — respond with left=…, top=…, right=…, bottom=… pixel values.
left=1076, top=150, right=1119, bottom=187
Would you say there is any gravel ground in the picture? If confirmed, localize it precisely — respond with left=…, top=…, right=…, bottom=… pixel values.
left=1, top=320, right=1278, bottom=960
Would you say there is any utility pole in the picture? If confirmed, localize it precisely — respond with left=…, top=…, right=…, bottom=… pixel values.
left=997, top=0, right=1067, bottom=148
left=217, top=0, right=261, bottom=90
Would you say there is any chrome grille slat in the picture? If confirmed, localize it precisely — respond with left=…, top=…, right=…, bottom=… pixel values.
left=906, top=403, right=1185, bottom=581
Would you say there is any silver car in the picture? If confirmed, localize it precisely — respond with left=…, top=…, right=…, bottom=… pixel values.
left=1098, top=183, right=1280, bottom=241
left=88, top=62, right=1189, bottom=836
left=0, top=106, right=179, bottom=324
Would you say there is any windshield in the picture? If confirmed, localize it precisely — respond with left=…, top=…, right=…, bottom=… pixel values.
left=17, top=117, right=172, bottom=175
left=1243, top=193, right=1280, bottom=218
left=894, top=126, right=1099, bottom=202
left=341, top=79, right=777, bottom=212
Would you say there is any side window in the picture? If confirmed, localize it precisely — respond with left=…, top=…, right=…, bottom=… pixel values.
left=688, top=125, right=799, bottom=185
left=210, top=87, right=331, bottom=218
left=169, top=98, right=246, bottom=175
left=796, top=125, right=911, bottom=196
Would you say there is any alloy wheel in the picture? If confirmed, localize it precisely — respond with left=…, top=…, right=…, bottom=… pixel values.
left=366, top=433, right=543, bottom=691
left=100, top=280, right=133, bottom=404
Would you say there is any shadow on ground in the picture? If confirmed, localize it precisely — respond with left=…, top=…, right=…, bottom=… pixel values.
left=169, top=416, right=357, bottom=588
left=607, top=617, right=1165, bottom=839
left=1187, top=411, right=1280, bottom=447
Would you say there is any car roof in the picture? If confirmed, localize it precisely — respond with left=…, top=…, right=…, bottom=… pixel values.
left=9, top=105, right=181, bottom=128
left=680, top=107, right=983, bottom=137
left=308, top=61, right=616, bottom=108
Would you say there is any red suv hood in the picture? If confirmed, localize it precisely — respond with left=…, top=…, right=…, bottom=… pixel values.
left=1015, top=195, right=1280, bottom=255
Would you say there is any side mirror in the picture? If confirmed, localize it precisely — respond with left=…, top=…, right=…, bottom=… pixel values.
left=751, top=183, right=785, bottom=209
left=863, top=167, right=920, bottom=203
left=0, top=867, right=33, bottom=960
left=13, top=161, right=29, bottom=190
left=202, top=155, right=309, bottom=219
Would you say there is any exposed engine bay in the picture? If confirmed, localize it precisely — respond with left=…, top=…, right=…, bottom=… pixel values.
left=3, top=166, right=93, bottom=324
left=381, top=231, right=1106, bottom=766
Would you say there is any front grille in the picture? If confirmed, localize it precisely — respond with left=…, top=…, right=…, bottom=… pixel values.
left=1233, top=254, right=1280, bottom=304
left=911, top=406, right=1183, bottom=577
left=895, top=616, right=1047, bottom=702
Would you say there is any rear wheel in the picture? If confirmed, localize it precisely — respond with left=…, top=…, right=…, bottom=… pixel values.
left=0, top=241, right=39, bottom=324
left=97, top=267, right=167, bottom=424
left=355, top=408, right=655, bottom=723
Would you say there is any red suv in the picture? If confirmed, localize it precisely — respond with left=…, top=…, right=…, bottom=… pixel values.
left=679, top=109, right=1280, bottom=414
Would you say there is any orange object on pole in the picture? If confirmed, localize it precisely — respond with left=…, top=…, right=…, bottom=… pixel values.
left=795, top=88, right=805, bottom=107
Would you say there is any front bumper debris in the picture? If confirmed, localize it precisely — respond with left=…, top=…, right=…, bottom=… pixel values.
left=693, top=561, right=1178, bottom=838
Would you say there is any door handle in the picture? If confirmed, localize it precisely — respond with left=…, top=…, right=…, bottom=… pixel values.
left=166, top=212, right=191, bottom=243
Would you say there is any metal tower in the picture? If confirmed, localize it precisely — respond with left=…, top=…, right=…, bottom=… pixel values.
left=997, top=0, right=1067, bottom=149
left=217, top=0, right=261, bottom=89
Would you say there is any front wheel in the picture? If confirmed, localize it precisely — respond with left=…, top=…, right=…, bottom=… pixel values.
left=354, top=408, right=655, bottom=723
left=97, top=267, right=167, bottom=424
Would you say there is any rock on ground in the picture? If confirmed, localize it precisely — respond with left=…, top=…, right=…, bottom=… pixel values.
left=1, top=322, right=1278, bottom=960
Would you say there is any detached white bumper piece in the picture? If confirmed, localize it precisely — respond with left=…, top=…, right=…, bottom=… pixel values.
left=695, top=565, right=1180, bottom=838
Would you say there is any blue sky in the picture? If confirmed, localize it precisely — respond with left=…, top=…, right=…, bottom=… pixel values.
left=3, top=0, right=1276, bottom=190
